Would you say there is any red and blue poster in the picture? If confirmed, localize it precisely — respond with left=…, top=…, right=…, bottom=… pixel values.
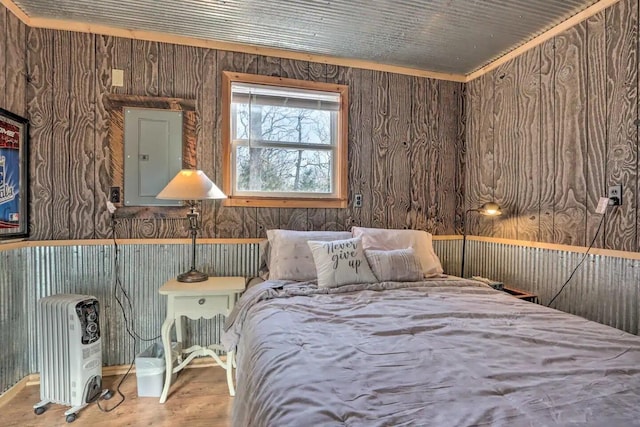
left=0, top=108, right=28, bottom=238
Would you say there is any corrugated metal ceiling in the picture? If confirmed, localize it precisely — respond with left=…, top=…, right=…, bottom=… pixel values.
left=11, top=0, right=601, bottom=75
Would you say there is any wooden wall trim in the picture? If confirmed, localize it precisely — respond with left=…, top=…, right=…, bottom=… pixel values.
left=432, top=235, right=461, bottom=241
left=469, top=235, right=640, bottom=261
left=0, top=238, right=263, bottom=251
left=3, top=235, right=638, bottom=261
left=105, top=94, right=196, bottom=111
left=1, top=236, right=456, bottom=251
left=224, top=198, right=348, bottom=208
left=465, top=0, right=621, bottom=82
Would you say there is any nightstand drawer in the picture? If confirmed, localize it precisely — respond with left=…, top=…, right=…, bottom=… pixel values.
left=174, top=295, right=230, bottom=319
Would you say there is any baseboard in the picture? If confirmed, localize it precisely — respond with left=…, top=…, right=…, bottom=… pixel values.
left=2, top=356, right=226, bottom=402
left=0, top=374, right=38, bottom=408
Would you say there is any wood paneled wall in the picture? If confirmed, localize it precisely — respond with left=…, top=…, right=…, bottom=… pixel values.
left=466, top=0, right=640, bottom=253
left=1, top=5, right=464, bottom=240
left=0, top=6, right=27, bottom=117
left=8, top=0, right=638, bottom=249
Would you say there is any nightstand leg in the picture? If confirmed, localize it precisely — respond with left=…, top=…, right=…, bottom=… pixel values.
left=175, top=315, right=186, bottom=348
left=226, top=350, right=235, bottom=396
left=159, top=317, right=175, bottom=404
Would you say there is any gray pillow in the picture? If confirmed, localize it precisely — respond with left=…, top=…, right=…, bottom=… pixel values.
left=353, top=227, right=444, bottom=277
left=266, top=229, right=352, bottom=281
left=258, top=239, right=270, bottom=280
left=365, top=247, right=424, bottom=282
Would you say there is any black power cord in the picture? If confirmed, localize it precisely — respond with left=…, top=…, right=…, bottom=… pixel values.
left=109, top=217, right=161, bottom=342
left=547, top=206, right=615, bottom=307
left=97, top=214, right=162, bottom=412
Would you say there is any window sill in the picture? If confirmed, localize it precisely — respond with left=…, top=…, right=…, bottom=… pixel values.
left=223, top=197, right=347, bottom=208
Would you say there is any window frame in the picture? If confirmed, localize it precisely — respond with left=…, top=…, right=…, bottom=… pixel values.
left=221, top=71, right=348, bottom=208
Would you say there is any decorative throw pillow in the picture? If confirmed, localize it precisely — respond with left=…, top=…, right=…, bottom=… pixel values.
left=266, top=229, right=352, bottom=281
left=365, top=248, right=424, bottom=282
left=307, top=236, right=378, bottom=288
left=352, top=227, right=444, bottom=277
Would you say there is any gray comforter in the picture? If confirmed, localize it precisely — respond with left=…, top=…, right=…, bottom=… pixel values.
left=222, top=278, right=640, bottom=426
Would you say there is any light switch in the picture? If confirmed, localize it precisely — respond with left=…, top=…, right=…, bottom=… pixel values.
left=112, top=69, right=124, bottom=87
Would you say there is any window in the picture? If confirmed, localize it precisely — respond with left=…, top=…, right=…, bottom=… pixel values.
left=222, top=72, right=348, bottom=208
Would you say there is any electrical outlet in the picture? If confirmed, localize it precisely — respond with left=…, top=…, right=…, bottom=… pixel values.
left=354, top=193, right=363, bottom=208
left=608, top=184, right=622, bottom=206
left=109, top=187, right=121, bottom=204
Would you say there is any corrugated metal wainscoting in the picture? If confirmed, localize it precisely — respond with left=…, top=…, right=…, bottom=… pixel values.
left=2, top=238, right=639, bottom=394
left=0, top=242, right=260, bottom=394
left=433, top=239, right=462, bottom=277
left=0, top=246, right=29, bottom=396
left=465, top=240, right=640, bottom=335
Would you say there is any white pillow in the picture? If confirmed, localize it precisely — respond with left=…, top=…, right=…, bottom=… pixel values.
left=266, top=229, right=352, bottom=281
left=307, top=236, right=377, bottom=288
left=365, top=248, right=424, bottom=282
left=351, top=227, right=444, bottom=277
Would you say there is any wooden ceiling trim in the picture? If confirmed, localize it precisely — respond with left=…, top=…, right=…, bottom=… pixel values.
left=4, top=8, right=468, bottom=82
left=0, top=0, right=29, bottom=23
left=0, top=0, right=622, bottom=82
left=465, top=0, right=621, bottom=82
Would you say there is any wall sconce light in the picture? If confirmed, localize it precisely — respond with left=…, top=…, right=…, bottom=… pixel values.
left=461, top=202, right=502, bottom=278
left=156, top=169, right=226, bottom=282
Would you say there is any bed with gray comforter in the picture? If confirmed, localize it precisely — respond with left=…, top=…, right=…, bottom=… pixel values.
left=222, top=278, right=640, bottom=426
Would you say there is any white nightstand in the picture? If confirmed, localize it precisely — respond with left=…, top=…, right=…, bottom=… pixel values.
left=158, top=276, right=245, bottom=403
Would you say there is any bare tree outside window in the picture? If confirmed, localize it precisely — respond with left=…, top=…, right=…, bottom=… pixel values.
left=222, top=72, right=348, bottom=208
left=233, top=103, right=333, bottom=194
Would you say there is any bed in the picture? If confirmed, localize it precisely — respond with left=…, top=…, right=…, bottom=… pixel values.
left=222, top=229, right=640, bottom=427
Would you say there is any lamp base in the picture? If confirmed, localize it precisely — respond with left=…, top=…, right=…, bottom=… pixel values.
left=177, top=269, right=209, bottom=283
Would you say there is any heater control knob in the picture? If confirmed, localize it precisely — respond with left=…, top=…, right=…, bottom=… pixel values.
left=76, top=299, right=101, bottom=344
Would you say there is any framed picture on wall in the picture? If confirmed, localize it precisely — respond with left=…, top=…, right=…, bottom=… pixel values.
left=0, top=108, right=29, bottom=239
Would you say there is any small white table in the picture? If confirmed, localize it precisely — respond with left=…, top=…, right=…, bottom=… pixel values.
left=158, top=276, right=245, bottom=403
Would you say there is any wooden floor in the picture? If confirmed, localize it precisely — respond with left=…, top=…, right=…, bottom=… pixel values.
left=0, top=367, right=232, bottom=427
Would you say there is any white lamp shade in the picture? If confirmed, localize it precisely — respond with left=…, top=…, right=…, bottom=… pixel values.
left=156, top=169, right=227, bottom=201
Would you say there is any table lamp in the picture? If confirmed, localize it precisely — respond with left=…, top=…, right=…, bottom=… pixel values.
left=461, top=202, right=502, bottom=278
left=156, top=169, right=226, bottom=282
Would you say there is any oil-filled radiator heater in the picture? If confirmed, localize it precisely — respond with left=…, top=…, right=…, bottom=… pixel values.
left=33, top=294, right=112, bottom=423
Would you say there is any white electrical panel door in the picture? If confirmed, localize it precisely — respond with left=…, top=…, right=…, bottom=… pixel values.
left=124, top=108, right=183, bottom=206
